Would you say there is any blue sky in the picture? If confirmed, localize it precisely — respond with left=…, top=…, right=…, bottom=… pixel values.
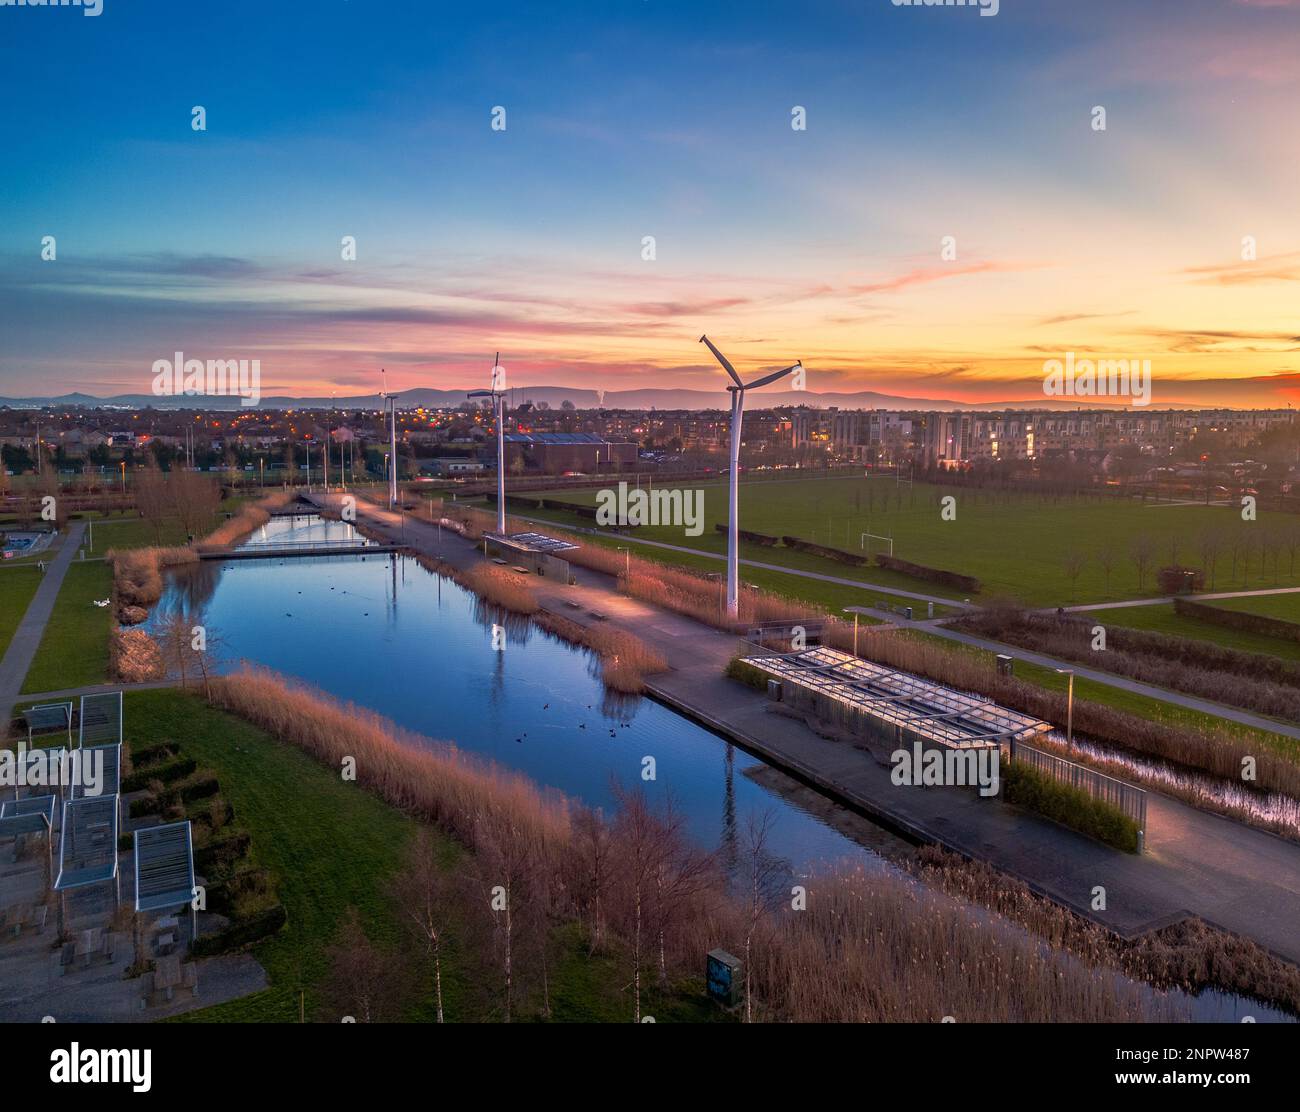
left=2, top=0, right=1298, bottom=405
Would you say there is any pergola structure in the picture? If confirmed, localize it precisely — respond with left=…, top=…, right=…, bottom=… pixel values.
left=134, top=820, right=197, bottom=941
left=0, top=794, right=56, bottom=882
left=54, top=795, right=121, bottom=910
left=23, top=702, right=72, bottom=747
left=78, top=692, right=123, bottom=750
left=70, top=742, right=122, bottom=802
left=743, top=646, right=1051, bottom=751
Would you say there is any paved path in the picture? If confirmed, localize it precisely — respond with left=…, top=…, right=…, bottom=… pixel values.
left=308, top=492, right=1300, bottom=963
left=0, top=521, right=86, bottom=731
left=923, top=624, right=1300, bottom=742
left=1064, top=585, right=1300, bottom=613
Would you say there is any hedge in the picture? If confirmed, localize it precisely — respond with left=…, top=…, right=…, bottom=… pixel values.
left=1002, top=760, right=1139, bottom=853
left=875, top=554, right=980, bottom=593
left=726, top=656, right=770, bottom=691
left=191, top=903, right=287, bottom=958
left=194, top=831, right=252, bottom=876
left=122, top=757, right=197, bottom=794
left=781, top=536, right=872, bottom=567
left=715, top=523, right=780, bottom=546
left=1174, top=597, right=1300, bottom=643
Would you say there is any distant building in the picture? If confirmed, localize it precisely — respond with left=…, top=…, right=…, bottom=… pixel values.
left=504, top=432, right=637, bottom=474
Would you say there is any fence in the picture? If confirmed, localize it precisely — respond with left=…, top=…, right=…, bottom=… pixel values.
left=1005, top=739, right=1147, bottom=838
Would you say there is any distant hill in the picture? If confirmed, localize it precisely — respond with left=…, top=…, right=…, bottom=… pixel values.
left=0, top=386, right=1201, bottom=412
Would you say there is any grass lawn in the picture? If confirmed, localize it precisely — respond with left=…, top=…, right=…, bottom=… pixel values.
left=1088, top=601, right=1300, bottom=662
left=521, top=476, right=1300, bottom=606
left=125, top=689, right=717, bottom=1023
left=19, top=560, right=115, bottom=694
left=81, top=514, right=194, bottom=554
left=0, top=567, right=41, bottom=659
left=1212, top=591, right=1300, bottom=623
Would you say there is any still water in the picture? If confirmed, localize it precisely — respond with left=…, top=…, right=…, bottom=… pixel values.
left=150, top=515, right=887, bottom=877
left=147, top=514, right=1294, bottom=1021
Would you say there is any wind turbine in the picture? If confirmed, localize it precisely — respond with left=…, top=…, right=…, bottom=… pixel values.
left=468, top=353, right=507, bottom=534
left=700, top=335, right=802, bottom=620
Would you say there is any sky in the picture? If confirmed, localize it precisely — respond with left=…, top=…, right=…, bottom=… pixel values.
left=1, top=0, right=1298, bottom=408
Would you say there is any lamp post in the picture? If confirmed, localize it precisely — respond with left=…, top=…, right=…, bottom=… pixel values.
left=616, top=546, right=631, bottom=582
left=119, top=461, right=126, bottom=493
left=841, top=607, right=872, bottom=657
left=1055, top=668, right=1075, bottom=747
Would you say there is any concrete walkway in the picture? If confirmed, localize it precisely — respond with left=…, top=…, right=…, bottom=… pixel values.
left=0, top=521, right=86, bottom=731
left=311, top=492, right=1300, bottom=964
left=1064, top=585, right=1300, bottom=613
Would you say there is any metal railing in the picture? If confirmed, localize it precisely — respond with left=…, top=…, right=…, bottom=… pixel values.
left=1006, top=739, right=1147, bottom=834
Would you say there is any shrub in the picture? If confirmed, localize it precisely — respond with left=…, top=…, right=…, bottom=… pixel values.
left=1002, top=759, right=1140, bottom=852
left=1156, top=565, right=1205, bottom=594
left=726, top=655, right=770, bottom=690
left=782, top=535, right=872, bottom=567
left=191, top=903, right=287, bottom=957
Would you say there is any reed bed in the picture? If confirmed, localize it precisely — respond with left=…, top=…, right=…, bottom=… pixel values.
left=911, top=845, right=1300, bottom=1016
left=534, top=611, right=669, bottom=694
left=106, top=545, right=198, bottom=608
left=208, top=668, right=1177, bottom=1022
left=411, top=551, right=666, bottom=692
left=110, top=626, right=165, bottom=683
left=207, top=667, right=573, bottom=853
left=196, top=489, right=296, bottom=551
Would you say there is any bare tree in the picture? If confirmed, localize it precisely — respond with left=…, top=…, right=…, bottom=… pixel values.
left=1096, top=541, right=1117, bottom=597
left=740, top=812, right=785, bottom=1024
left=469, top=810, right=535, bottom=1023
left=1197, top=529, right=1221, bottom=591
left=323, top=907, right=407, bottom=1022
left=1129, top=533, right=1156, bottom=593
left=391, top=829, right=450, bottom=1023
left=1062, top=549, right=1087, bottom=604
left=571, top=806, right=612, bottom=953
left=134, top=463, right=170, bottom=545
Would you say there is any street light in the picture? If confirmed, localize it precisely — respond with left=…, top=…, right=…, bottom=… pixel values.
left=1055, top=667, right=1075, bottom=748
left=841, top=606, right=875, bottom=657
left=616, top=546, right=631, bottom=582
left=119, top=461, right=126, bottom=493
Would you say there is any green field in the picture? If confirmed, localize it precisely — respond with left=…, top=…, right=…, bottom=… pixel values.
left=19, top=560, right=115, bottom=694
left=0, top=568, right=41, bottom=659
left=520, top=476, right=1300, bottom=607
left=1211, top=591, right=1300, bottom=622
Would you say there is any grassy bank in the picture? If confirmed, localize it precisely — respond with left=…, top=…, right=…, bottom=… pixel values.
left=0, top=568, right=41, bottom=659
left=19, top=560, right=115, bottom=694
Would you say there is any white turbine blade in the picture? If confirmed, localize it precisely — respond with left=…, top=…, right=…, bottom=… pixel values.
left=743, top=362, right=800, bottom=390
left=700, top=334, right=743, bottom=387
left=467, top=390, right=494, bottom=398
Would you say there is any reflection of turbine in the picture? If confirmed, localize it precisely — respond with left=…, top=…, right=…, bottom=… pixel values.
left=381, top=368, right=398, bottom=508
left=468, top=353, right=507, bottom=534
left=700, top=336, right=802, bottom=618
